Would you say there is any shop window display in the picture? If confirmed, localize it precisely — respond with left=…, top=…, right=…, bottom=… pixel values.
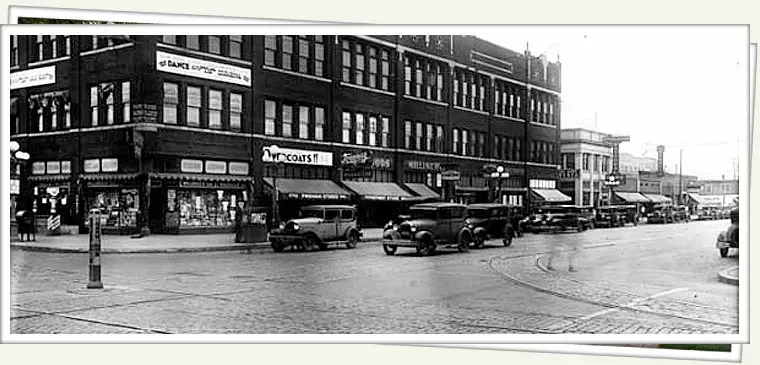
left=178, top=189, right=243, bottom=228
left=89, top=189, right=139, bottom=229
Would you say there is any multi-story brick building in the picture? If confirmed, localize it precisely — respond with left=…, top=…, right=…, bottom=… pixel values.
left=10, top=34, right=563, bottom=234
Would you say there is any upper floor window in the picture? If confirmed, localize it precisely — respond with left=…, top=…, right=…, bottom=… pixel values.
left=426, top=124, right=434, bottom=151
left=265, top=100, right=276, bottom=135
left=208, top=89, right=223, bottom=129
left=404, top=120, right=412, bottom=149
left=91, top=82, right=130, bottom=126
left=32, top=35, right=71, bottom=62
left=461, top=129, right=469, bottom=156
left=436, top=125, right=444, bottom=152
left=229, top=35, right=242, bottom=58
left=281, top=104, right=293, bottom=137
left=453, top=128, right=460, bottom=154
left=162, top=35, right=177, bottom=45
left=355, top=113, right=365, bottom=145
left=281, top=36, right=294, bottom=71
left=265, top=99, right=324, bottom=139
left=381, top=117, right=390, bottom=147
left=163, top=82, right=179, bottom=124
left=368, top=116, right=378, bottom=146
left=230, top=93, right=242, bottom=131
left=186, top=35, right=200, bottom=50
left=187, top=86, right=202, bottom=127
left=342, top=37, right=392, bottom=91
left=28, top=91, right=71, bottom=133
left=415, top=122, right=423, bottom=150
left=266, top=35, right=325, bottom=77
left=207, top=35, right=222, bottom=55
left=405, top=54, right=446, bottom=102
left=315, top=107, right=325, bottom=141
left=342, top=112, right=352, bottom=143
left=10, top=35, right=18, bottom=66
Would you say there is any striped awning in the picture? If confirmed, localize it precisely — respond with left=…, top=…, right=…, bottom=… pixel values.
left=81, top=173, right=140, bottom=182
left=687, top=193, right=707, bottom=205
left=642, top=193, right=672, bottom=204
left=614, top=192, right=651, bottom=203
left=531, top=189, right=572, bottom=203
left=263, top=178, right=351, bottom=200
left=151, top=172, right=253, bottom=183
left=28, top=174, right=71, bottom=183
left=342, top=181, right=414, bottom=201
left=405, top=183, right=441, bottom=200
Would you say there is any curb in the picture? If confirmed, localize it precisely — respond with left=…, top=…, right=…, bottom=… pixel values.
left=717, top=266, right=739, bottom=285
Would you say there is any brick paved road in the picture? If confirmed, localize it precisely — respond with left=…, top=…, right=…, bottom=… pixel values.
left=10, top=219, right=738, bottom=334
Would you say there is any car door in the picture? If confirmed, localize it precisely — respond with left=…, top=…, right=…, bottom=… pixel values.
left=323, top=209, right=340, bottom=241
left=339, top=209, right=354, bottom=238
left=436, top=208, right=449, bottom=243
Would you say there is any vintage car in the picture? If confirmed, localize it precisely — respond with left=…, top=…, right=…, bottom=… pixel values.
left=673, top=205, right=691, bottom=222
left=268, top=205, right=362, bottom=252
left=381, top=203, right=473, bottom=256
left=465, top=203, right=517, bottom=248
left=716, top=207, right=739, bottom=257
left=595, top=205, right=638, bottom=228
left=524, top=205, right=594, bottom=233
left=697, top=206, right=720, bottom=220
left=647, top=204, right=675, bottom=224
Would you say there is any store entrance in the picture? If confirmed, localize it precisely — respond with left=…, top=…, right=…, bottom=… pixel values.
left=149, top=188, right=164, bottom=233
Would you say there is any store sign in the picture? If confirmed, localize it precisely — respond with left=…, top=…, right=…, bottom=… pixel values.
left=372, top=158, right=392, bottom=169
left=228, top=162, right=249, bottom=175
left=285, top=193, right=348, bottom=200
left=406, top=160, right=441, bottom=171
left=180, top=181, right=245, bottom=189
left=61, top=161, right=71, bottom=174
left=101, top=158, right=118, bottom=172
left=156, top=51, right=252, bottom=87
left=341, top=151, right=372, bottom=168
left=262, top=146, right=333, bottom=166
left=132, top=103, right=159, bottom=124
left=441, top=170, right=461, bottom=181
left=46, top=161, right=61, bottom=175
left=46, top=187, right=60, bottom=197
left=558, top=169, right=580, bottom=180
left=10, top=179, right=20, bottom=195
left=32, top=162, right=46, bottom=175
left=84, top=159, right=101, bottom=173
left=10, top=65, right=56, bottom=90
left=181, top=159, right=204, bottom=173
left=205, top=160, right=227, bottom=174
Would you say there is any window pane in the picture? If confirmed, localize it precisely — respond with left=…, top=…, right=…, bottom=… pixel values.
left=342, top=112, right=351, bottom=143
left=186, top=35, right=200, bottom=50
left=315, top=107, right=325, bottom=141
left=299, top=106, right=309, bottom=139
left=187, top=87, right=202, bottom=107
left=282, top=104, right=293, bottom=137
left=264, top=100, right=276, bottom=135
left=355, top=113, right=364, bottom=145
left=208, top=36, right=221, bottom=54
left=121, top=82, right=131, bottom=102
left=164, top=35, right=178, bottom=44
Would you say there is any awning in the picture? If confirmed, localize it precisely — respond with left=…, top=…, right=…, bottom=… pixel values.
left=405, top=183, right=441, bottom=200
left=686, top=193, right=707, bottom=205
left=151, top=172, right=253, bottom=183
left=342, top=181, right=414, bottom=201
left=455, top=186, right=489, bottom=193
left=263, top=178, right=351, bottom=200
left=642, top=193, right=672, bottom=204
left=614, top=192, right=651, bottom=203
left=81, top=173, right=140, bottom=182
left=28, top=174, right=71, bottom=183
left=10, top=97, right=17, bottom=115
left=531, top=189, right=572, bottom=203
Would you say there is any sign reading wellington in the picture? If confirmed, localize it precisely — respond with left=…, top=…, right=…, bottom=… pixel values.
left=11, top=66, right=56, bottom=90
left=262, top=146, right=333, bottom=166
left=156, top=51, right=251, bottom=87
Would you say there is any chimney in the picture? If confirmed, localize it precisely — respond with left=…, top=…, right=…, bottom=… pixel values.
left=656, top=145, right=665, bottom=173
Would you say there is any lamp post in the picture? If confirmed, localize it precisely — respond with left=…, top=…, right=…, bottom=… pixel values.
left=269, top=145, right=281, bottom=229
left=490, top=165, right=510, bottom=204
left=10, top=141, right=31, bottom=211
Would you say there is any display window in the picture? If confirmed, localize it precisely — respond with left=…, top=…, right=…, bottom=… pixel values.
left=178, top=189, right=244, bottom=228
left=88, top=188, right=139, bottom=228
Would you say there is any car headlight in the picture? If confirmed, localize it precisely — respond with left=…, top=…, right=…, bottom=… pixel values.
left=717, top=232, right=727, bottom=241
left=467, top=224, right=474, bottom=229
left=279, top=222, right=285, bottom=229
left=410, top=226, right=417, bottom=233
left=292, top=223, right=300, bottom=231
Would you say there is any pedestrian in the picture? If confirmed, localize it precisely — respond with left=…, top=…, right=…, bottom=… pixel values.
left=546, top=235, right=585, bottom=272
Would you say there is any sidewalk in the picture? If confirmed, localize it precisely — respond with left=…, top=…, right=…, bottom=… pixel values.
left=10, top=228, right=384, bottom=254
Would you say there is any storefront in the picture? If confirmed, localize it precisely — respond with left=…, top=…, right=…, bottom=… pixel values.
left=81, top=173, right=141, bottom=234
left=263, top=177, right=352, bottom=222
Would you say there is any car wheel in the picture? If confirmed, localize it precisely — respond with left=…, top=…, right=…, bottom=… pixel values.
left=516, top=230, right=524, bottom=238
left=417, top=237, right=435, bottom=256
left=345, top=231, right=358, bottom=249
left=719, top=248, right=729, bottom=258
left=302, top=235, right=318, bottom=252
left=589, top=222, right=595, bottom=230
left=271, top=242, right=285, bottom=252
left=383, top=245, right=397, bottom=256
left=503, top=235, right=513, bottom=247
left=473, top=236, right=485, bottom=249
left=458, top=234, right=471, bottom=253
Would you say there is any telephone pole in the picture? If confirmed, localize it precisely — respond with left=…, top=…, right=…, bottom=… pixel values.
left=678, top=149, right=683, bottom=205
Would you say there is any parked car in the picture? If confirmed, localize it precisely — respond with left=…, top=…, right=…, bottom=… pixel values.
left=465, top=203, right=516, bottom=248
left=697, top=206, right=719, bottom=220
left=673, top=205, right=691, bottom=222
left=525, top=205, right=594, bottom=233
left=647, top=204, right=675, bottom=224
left=381, top=203, right=473, bottom=256
left=595, top=205, right=638, bottom=228
left=716, top=207, right=739, bottom=257
left=268, top=205, right=362, bottom=252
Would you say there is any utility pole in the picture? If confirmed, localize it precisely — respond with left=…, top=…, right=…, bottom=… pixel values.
left=678, top=149, right=683, bottom=206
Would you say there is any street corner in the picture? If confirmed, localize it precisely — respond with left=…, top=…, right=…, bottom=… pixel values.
left=717, top=266, right=739, bottom=285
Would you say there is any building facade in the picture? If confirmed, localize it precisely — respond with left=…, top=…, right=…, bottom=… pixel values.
left=10, top=34, right=563, bottom=233
left=558, top=128, right=612, bottom=206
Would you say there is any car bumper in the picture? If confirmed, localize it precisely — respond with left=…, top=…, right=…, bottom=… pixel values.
left=716, top=240, right=738, bottom=249
left=269, top=234, right=304, bottom=245
left=381, top=238, right=421, bottom=248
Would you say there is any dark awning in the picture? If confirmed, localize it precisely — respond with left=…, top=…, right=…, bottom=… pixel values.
left=687, top=193, right=706, bottom=205
left=263, top=178, right=351, bottom=200
left=614, top=192, right=651, bottom=203
left=151, top=172, right=253, bottom=183
left=531, top=188, right=572, bottom=203
left=405, top=183, right=441, bottom=200
left=342, top=181, right=414, bottom=201
left=642, top=193, right=672, bottom=204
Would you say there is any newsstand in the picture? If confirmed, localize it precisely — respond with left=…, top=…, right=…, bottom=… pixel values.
left=235, top=206, right=269, bottom=243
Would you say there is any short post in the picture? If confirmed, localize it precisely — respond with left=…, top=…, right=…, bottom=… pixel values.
left=87, top=208, right=103, bottom=289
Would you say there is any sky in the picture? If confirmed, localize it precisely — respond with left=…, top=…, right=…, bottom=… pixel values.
left=478, top=26, right=748, bottom=181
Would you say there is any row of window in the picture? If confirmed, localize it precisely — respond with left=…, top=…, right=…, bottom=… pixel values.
left=453, top=68, right=490, bottom=112
left=32, top=35, right=71, bottom=62
left=342, top=111, right=391, bottom=147
left=403, top=120, right=445, bottom=152
left=265, top=99, right=326, bottom=140
left=561, top=153, right=611, bottom=172
left=342, top=38, right=392, bottom=91
left=494, top=80, right=523, bottom=119
left=266, top=35, right=326, bottom=77
left=27, top=92, right=71, bottom=133
left=530, top=94, right=558, bottom=126
left=403, top=53, right=445, bottom=102
left=452, top=128, right=488, bottom=157
left=492, top=135, right=523, bottom=162
left=162, top=35, right=243, bottom=59
left=162, top=82, right=243, bottom=131
left=530, top=141, right=557, bottom=164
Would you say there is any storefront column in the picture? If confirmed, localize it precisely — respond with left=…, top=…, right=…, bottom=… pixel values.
left=139, top=173, right=151, bottom=236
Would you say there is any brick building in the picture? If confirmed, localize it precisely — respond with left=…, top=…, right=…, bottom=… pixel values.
left=10, top=34, right=562, bottom=234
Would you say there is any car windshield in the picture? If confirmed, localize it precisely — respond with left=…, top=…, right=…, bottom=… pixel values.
left=410, top=208, right=438, bottom=220
left=467, top=208, right=491, bottom=219
left=299, top=209, right=324, bottom=219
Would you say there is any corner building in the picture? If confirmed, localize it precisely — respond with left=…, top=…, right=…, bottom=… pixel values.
left=10, top=34, right=562, bottom=233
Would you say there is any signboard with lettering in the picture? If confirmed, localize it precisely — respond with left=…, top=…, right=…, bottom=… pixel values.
left=179, top=181, right=245, bottom=190
left=32, top=162, right=46, bottom=175
left=262, top=146, right=333, bottom=166
left=46, top=161, right=61, bottom=175
left=84, top=159, right=101, bottom=173
left=228, top=162, right=249, bottom=175
left=10, top=66, right=56, bottom=90
left=406, top=160, right=441, bottom=171
left=341, top=151, right=373, bottom=168
left=205, top=160, right=227, bottom=174
left=558, top=169, right=580, bottom=180
left=441, top=170, right=461, bottom=181
left=156, top=51, right=252, bottom=87
left=61, top=161, right=71, bottom=174
left=372, top=158, right=392, bottom=169
left=181, top=159, right=204, bottom=173
left=131, top=103, right=159, bottom=124
left=101, top=158, right=118, bottom=172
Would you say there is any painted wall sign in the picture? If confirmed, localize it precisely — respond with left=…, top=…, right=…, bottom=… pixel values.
left=205, top=160, right=227, bottom=174
left=156, top=51, right=252, bottom=87
left=341, top=151, right=372, bottom=167
left=10, top=65, right=56, bottom=90
left=32, top=162, right=46, bottom=175
left=180, top=159, right=204, bottom=173
left=262, top=146, right=333, bottom=166
left=46, top=161, right=61, bottom=175
left=84, top=159, right=101, bottom=173
left=228, top=162, right=250, bottom=175
left=131, top=103, right=159, bottom=124
left=101, top=158, right=119, bottom=172
left=406, top=160, right=441, bottom=171
left=372, top=158, right=392, bottom=169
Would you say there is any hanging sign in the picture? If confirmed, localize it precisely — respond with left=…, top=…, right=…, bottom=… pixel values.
left=156, top=51, right=252, bottom=87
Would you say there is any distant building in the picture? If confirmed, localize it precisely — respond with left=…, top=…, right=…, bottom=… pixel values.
left=559, top=128, right=612, bottom=206
left=689, top=179, right=740, bottom=208
left=619, top=152, right=657, bottom=174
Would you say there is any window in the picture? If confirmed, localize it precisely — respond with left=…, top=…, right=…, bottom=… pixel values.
left=10, top=35, right=18, bottom=66
left=415, top=122, right=423, bottom=150
left=342, top=112, right=352, bottom=143
left=281, top=104, right=293, bottom=137
left=90, top=86, right=99, bottom=126
left=121, top=82, right=131, bottom=123
left=453, top=128, right=460, bottom=154
left=414, top=60, right=423, bottom=97
left=36, top=35, right=44, bottom=60
left=477, top=132, right=485, bottom=157
left=355, top=113, right=365, bottom=144
left=315, top=107, right=325, bottom=141
left=281, top=36, right=293, bottom=70
left=462, top=73, right=469, bottom=108
left=207, top=36, right=221, bottom=54
left=105, top=85, right=115, bottom=125
left=516, top=95, right=521, bottom=119
left=369, top=116, right=378, bottom=146
left=163, top=83, right=178, bottom=124
left=381, top=50, right=390, bottom=90
left=50, top=98, right=58, bottom=130
left=162, top=35, right=177, bottom=44
left=186, top=86, right=201, bottom=127
left=298, top=36, right=309, bottom=74
left=436, top=125, right=444, bottom=152
left=264, top=35, right=277, bottom=66
left=515, top=139, right=521, bottom=161
left=549, top=103, right=554, bottom=125
left=493, top=135, right=500, bottom=158
left=582, top=153, right=590, bottom=171
left=436, top=65, right=444, bottom=101
left=426, top=124, right=433, bottom=151
left=186, top=35, right=200, bottom=50
left=314, top=36, right=325, bottom=77
left=381, top=117, right=390, bottom=147
left=208, top=89, right=223, bottom=129
left=354, top=44, right=365, bottom=86
left=404, top=56, right=412, bottom=95
left=264, top=100, right=276, bottom=135
left=230, top=93, right=242, bottom=131
left=299, top=106, right=309, bottom=139
left=462, top=129, right=469, bottom=156
left=454, top=72, right=461, bottom=106
left=64, top=99, right=71, bottom=128
left=342, top=40, right=351, bottom=82
left=229, top=35, right=242, bottom=58
left=564, top=153, right=576, bottom=169
left=368, top=47, right=378, bottom=88
left=404, top=121, right=412, bottom=149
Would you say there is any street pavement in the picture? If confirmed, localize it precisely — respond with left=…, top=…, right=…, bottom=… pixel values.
left=10, top=220, right=738, bottom=334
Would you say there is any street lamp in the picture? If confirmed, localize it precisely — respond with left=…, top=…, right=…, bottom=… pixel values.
left=491, top=165, right=510, bottom=204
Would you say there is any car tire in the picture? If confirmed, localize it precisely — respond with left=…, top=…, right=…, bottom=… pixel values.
left=458, top=234, right=471, bottom=253
left=271, top=242, right=285, bottom=252
left=383, top=245, right=397, bottom=256
left=345, top=231, right=359, bottom=249
left=719, top=247, right=729, bottom=258
left=503, top=235, right=513, bottom=247
left=302, top=235, right=318, bottom=252
left=473, top=236, right=486, bottom=249
left=417, top=237, right=435, bottom=256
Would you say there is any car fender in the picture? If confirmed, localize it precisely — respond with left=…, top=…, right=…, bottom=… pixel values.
left=414, top=231, right=434, bottom=242
left=472, top=226, right=488, bottom=238
left=383, top=229, right=400, bottom=240
left=343, top=226, right=360, bottom=240
left=458, top=228, right=473, bottom=243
